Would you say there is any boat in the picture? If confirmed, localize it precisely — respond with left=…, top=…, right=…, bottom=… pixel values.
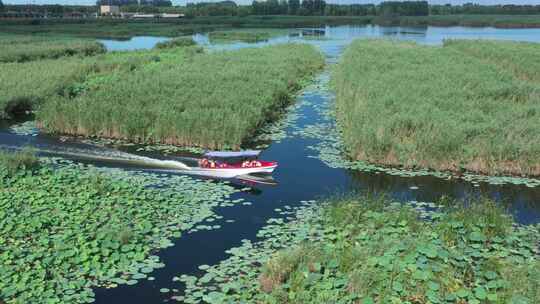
left=179, top=150, right=277, bottom=178
left=185, top=160, right=277, bottom=178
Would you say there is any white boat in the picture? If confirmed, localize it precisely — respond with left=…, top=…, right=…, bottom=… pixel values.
left=179, top=161, right=277, bottom=178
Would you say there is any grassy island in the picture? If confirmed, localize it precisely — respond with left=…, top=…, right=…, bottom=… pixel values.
left=0, top=34, right=105, bottom=63
left=38, top=43, right=324, bottom=149
left=332, top=39, right=540, bottom=176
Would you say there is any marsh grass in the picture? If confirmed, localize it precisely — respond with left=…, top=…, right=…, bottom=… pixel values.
left=0, top=15, right=537, bottom=41
left=0, top=34, right=105, bottom=63
left=0, top=148, right=39, bottom=176
left=258, top=194, right=540, bottom=303
left=445, top=39, right=540, bottom=83
left=208, top=30, right=276, bottom=43
left=154, top=37, right=196, bottom=49
left=332, top=39, right=540, bottom=176
left=38, top=44, right=324, bottom=149
left=0, top=17, right=373, bottom=39
left=377, top=14, right=540, bottom=28
left=0, top=49, right=163, bottom=119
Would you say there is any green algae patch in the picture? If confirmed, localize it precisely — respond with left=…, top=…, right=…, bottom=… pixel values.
left=178, top=195, right=540, bottom=303
left=0, top=159, right=241, bottom=303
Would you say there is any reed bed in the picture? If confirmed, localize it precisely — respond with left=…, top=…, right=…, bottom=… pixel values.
left=0, top=50, right=162, bottom=119
left=332, top=39, right=540, bottom=176
left=445, top=39, right=540, bottom=83
left=0, top=17, right=373, bottom=39
left=154, top=37, right=196, bottom=49
left=0, top=34, right=105, bottom=63
left=208, top=30, right=272, bottom=43
left=383, top=14, right=540, bottom=28
left=0, top=147, right=39, bottom=176
left=38, top=44, right=324, bottom=149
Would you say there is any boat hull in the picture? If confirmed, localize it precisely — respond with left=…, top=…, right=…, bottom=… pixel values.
left=180, top=165, right=277, bottom=178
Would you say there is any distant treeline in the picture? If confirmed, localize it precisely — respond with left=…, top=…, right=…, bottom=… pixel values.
left=2, top=1, right=540, bottom=17
left=431, top=3, right=540, bottom=15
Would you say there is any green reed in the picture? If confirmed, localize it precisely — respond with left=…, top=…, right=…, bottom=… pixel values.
left=0, top=49, right=162, bottom=119
left=38, top=44, right=324, bottom=149
left=332, top=39, right=540, bottom=176
left=0, top=34, right=105, bottom=63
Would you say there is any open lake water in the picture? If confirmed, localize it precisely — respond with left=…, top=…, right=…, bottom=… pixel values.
left=2, top=24, right=540, bottom=303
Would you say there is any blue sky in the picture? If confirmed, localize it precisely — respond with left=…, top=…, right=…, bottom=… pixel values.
left=5, top=0, right=540, bottom=5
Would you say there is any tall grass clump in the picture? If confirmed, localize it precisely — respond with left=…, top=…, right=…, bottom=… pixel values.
left=332, top=39, right=540, bottom=176
left=208, top=30, right=274, bottom=43
left=38, top=44, right=324, bottom=149
left=0, top=17, right=373, bottom=39
left=0, top=34, right=105, bottom=63
left=154, top=37, right=196, bottom=49
left=257, top=194, right=540, bottom=303
left=0, top=147, right=39, bottom=176
left=445, top=39, right=540, bottom=83
left=0, top=50, right=163, bottom=119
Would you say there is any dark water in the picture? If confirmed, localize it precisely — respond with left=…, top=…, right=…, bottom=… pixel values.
left=3, top=25, right=540, bottom=304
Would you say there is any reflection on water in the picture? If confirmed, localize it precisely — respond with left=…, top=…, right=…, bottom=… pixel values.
left=99, top=36, right=170, bottom=51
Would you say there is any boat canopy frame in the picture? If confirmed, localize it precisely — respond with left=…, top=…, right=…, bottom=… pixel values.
left=203, top=150, right=261, bottom=158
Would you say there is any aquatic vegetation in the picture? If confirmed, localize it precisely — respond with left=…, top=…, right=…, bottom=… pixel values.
left=392, top=14, right=540, bottom=28
left=1, top=15, right=537, bottom=41
left=0, top=20, right=220, bottom=40
left=294, top=71, right=540, bottom=188
left=38, top=44, right=324, bottom=149
left=154, top=37, right=197, bottom=49
left=0, top=49, right=164, bottom=119
left=445, top=39, right=540, bottom=83
left=208, top=30, right=274, bottom=43
left=0, top=16, right=373, bottom=39
left=0, top=159, right=243, bottom=303
left=178, top=194, right=540, bottom=303
left=0, top=147, right=39, bottom=176
left=332, top=39, right=540, bottom=177
left=0, top=34, right=105, bottom=63
left=8, top=121, right=39, bottom=136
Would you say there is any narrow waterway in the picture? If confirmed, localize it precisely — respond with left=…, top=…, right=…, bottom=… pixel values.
left=2, top=24, right=540, bottom=303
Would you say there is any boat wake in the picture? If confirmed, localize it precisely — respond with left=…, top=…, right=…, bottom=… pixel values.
left=0, top=143, right=191, bottom=171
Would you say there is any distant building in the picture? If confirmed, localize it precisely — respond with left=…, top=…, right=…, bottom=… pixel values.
left=100, top=5, right=120, bottom=16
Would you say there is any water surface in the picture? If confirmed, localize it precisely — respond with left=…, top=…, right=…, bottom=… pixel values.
left=100, top=25, right=540, bottom=51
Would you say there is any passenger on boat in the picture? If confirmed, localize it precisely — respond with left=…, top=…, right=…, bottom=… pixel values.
left=198, top=158, right=217, bottom=168
left=198, top=158, right=209, bottom=168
